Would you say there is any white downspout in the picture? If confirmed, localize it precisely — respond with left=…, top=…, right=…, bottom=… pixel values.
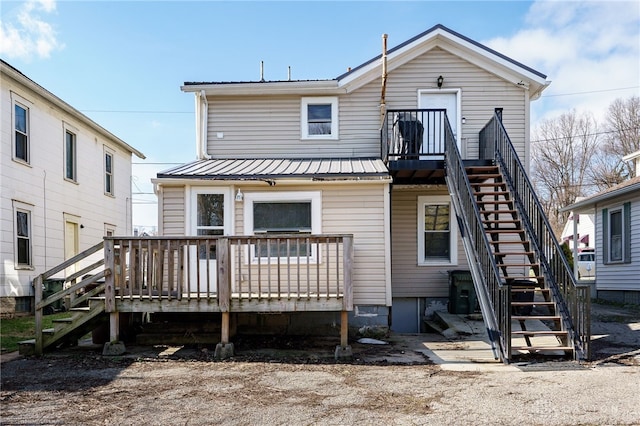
left=196, top=91, right=209, bottom=160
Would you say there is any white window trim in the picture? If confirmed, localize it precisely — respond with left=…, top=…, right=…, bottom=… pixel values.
left=243, top=191, right=322, bottom=263
left=12, top=92, right=31, bottom=165
left=13, top=200, right=34, bottom=270
left=104, top=146, right=115, bottom=196
left=301, top=96, right=338, bottom=140
left=63, top=123, right=78, bottom=183
left=104, top=223, right=116, bottom=237
left=190, top=188, right=231, bottom=236
left=417, top=195, right=458, bottom=266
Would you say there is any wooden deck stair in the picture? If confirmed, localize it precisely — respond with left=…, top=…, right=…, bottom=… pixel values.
left=465, top=165, right=572, bottom=358
left=19, top=299, right=107, bottom=356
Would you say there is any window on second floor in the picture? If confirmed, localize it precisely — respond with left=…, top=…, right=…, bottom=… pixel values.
left=14, top=102, right=29, bottom=163
left=65, top=129, right=77, bottom=182
left=104, top=149, right=114, bottom=196
left=301, top=97, right=338, bottom=139
left=603, top=203, right=631, bottom=264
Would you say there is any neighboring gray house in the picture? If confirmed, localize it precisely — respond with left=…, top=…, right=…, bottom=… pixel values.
left=564, top=151, right=640, bottom=304
left=0, top=60, right=145, bottom=317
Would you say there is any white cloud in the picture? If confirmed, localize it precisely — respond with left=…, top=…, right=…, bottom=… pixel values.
left=0, top=0, right=64, bottom=60
left=483, top=1, right=640, bottom=125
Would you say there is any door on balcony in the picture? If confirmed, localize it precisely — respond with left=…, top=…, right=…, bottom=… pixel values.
left=418, top=90, right=459, bottom=158
left=189, top=190, right=229, bottom=294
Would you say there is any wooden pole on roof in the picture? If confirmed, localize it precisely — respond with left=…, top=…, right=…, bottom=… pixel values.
left=380, top=33, right=388, bottom=126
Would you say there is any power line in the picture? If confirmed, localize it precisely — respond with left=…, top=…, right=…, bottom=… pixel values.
left=531, top=126, right=640, bottom=144
left=541, top=86, right=639, bottom=98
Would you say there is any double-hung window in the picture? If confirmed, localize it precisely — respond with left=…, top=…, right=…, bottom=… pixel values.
left=14, top=101, right=29, bottom=163
left=196, top=193, right=225, bottom=260
left=65, top=129, right=77, bottom=182
left=13, top=202, right=33, bottom=268
left=104, top=149, right=114, bottom=196
left=301, top=97, right=338, bottom=139
left=418, top=195, right=458, bottom=265
left=603, top=203, right=631, bottom=264
left=244, top=191, right=321, bottom=262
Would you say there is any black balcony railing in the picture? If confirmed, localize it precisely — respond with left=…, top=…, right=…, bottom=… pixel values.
left=381, top=109, right=448, bottom=162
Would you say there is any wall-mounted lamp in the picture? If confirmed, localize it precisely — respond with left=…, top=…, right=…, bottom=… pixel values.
left=437, top=75, right=444, bottom=88
left=235, top=188, right=244, bottom=202
left=80, top=224, right=85, bottom=229
left=462, top=117, right=466, bottom=124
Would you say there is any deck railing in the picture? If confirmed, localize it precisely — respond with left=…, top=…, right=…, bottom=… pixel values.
left=480, top=111, right=591, bottom=360
left=104, top=235, right=353, bottom=313
left=381, top=109, right=448, bottom=162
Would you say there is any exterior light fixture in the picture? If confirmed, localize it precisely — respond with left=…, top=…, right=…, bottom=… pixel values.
left=437, top=75, right=444, bottom=88
left=235, top=188, right=243, bottom=202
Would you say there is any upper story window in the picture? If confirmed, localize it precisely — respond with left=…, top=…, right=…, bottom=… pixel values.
left=301, top=97, right=338, bottom=140
left=14, top=101, right=29, bottom=163
left=417, top=195, right=458, bottom=266
left=65, top=129, right=77, bottom=182
left=104, top=148, right=114, bottom=196
left=603, top=203, right=631, bottom=264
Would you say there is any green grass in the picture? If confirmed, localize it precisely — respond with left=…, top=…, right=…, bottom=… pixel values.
left=1, top=313, right=69, bottom=353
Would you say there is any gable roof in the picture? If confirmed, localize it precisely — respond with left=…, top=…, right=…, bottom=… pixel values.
left=562, top=176, right=640, bottom=213
left=1, top=59, right=145, bottom=159
left=182, top=24, right=549, bottom=99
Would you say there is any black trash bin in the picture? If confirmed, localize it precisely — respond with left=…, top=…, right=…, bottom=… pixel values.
left=448, top=270, right=479, bottom=314
left=510, top=279, right=536, bottom=315
left=42, top=278, right=65, bottom=314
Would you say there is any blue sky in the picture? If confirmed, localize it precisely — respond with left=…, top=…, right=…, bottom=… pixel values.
left=2, top=1, right=639, bottom=231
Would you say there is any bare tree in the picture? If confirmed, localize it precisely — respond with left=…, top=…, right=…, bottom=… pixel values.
left=589, top=96, right=640, bottom=189
left=531, top=110, right=599, bottom=236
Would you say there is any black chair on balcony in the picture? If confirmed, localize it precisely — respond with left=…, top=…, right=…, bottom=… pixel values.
left=393, top=115, right=424, bottom=157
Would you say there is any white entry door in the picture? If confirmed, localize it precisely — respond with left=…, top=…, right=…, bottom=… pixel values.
left=64, top=217, right=79, bottom=279
left=419, top=90, right=460, bottom=158
left=189, top=190, right=229, bottom=293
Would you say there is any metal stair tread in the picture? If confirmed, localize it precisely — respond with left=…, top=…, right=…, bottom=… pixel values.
left=512, top=315, right=561, bottom=321
left=511, top=346, right=574, bottom=351
left=512, top=330, right=567, bottom=335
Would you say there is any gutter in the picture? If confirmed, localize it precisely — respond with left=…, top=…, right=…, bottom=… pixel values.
left=196, top=91, right=210, bottom=160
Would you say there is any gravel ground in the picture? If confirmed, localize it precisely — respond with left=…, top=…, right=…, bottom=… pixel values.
left=1, top=301, right=639, bottom=425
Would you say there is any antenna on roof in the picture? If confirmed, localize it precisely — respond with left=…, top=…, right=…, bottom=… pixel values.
left=260, top=60, right=265, bottom=82
left=288, top=66, right=291, bottom=81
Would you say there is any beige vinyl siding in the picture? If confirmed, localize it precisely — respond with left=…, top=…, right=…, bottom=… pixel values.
left=391, top=186, right=469, bottom=298
left=160, top=186, right=185, bottom=236
left=205, top=46, right=529, bottom=164
left=231, top=183, right=388, bottom=306
left=595, top=197, right=640, bottom=291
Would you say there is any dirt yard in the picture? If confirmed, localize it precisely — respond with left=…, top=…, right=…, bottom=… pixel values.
left=1, top=302, right=639, bottom=425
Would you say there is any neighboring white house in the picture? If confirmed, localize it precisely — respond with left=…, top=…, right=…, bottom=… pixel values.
left=1, top=60, right=145, bottom=316
left=563, top=150, right=640, bottom=304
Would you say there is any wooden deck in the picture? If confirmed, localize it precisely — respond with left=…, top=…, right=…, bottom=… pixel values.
left=32, top=235, right=354, bottom=356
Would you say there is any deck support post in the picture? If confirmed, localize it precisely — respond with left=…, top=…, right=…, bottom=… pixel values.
left=215, top=311, right=235, bottom=359
left=215, top=238, right=234, bottom=359
left=335, top=310, right=352, bottom=359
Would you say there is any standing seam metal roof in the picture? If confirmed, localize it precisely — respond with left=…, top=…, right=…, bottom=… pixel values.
left=156, top=158, right=390, bottom=180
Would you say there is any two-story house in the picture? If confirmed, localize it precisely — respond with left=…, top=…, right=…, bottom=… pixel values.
left=26, top=25, right=589, bottom=362
left=1, top=60, right=145, bottom=317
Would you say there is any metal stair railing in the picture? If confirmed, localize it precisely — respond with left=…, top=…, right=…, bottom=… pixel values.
left=444, top=116, right=512, bottom=362
left=480, top=110, right=590, bottom=360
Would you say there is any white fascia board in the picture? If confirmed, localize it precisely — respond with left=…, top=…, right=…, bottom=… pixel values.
left=561, top=182, right=640, bottom=212
left=181, top=80, right=342, bottom=96
left=152, top=176, right=393, bottom=187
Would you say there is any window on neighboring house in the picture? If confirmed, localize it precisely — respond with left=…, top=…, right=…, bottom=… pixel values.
left=14, top=102, right=29, bottom=163
left=301, top=97, right=338, bottom=139
left=65, top=130, right=77, bottom=181
left=14, top=205, right=32, bottom=267
left=104, top=149, right=114, bottom=195
left=418, top=196, right=458, bottom=265
left=603, top=203, right=631, bottom=264
left=244, top=192, right=321, bottom=261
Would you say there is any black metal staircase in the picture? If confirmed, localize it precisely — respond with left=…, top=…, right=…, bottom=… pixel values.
left=445, top=111, right=590, bottom=362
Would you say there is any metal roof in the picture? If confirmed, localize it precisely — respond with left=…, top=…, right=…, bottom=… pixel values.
left=157, top=158, right=390, bottom=181
left=562, top=176, right=640, bottom=213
